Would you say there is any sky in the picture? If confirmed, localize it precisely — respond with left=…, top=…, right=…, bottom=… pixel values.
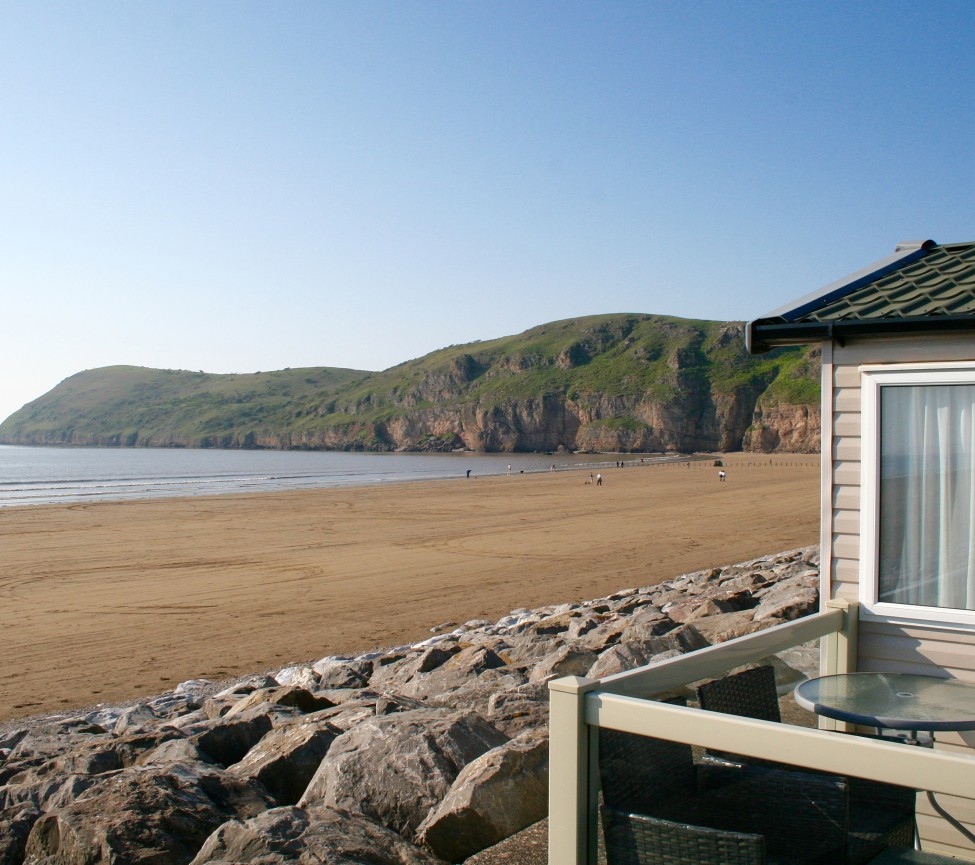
left=2, top=1, right=973, bottom=424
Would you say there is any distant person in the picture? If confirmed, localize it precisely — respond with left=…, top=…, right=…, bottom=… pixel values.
left=550, top=464, right=555, bottom=472
left=718, top=470, right=726, bottom=482
left=466, top=469, right=471, bottom=479
left=507, top=464, right=512, bottom=475
left=596, top=473, right=603, bottom=486
left=589, top=472, right=594, bottom=484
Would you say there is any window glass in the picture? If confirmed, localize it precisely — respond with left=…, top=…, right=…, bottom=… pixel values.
left=878, top=383, right=975, bottom=610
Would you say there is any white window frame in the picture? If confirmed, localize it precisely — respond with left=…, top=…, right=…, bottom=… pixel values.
left=859, top=361, right=975, bottom=628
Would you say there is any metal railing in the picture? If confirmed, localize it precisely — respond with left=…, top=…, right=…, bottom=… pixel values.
left=547, top=599, right=975, bottom=864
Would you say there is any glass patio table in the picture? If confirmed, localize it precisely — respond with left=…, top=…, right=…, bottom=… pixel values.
left=794, top=672, right=975, bottom=741
left=795, top=671, right=975, bottom=846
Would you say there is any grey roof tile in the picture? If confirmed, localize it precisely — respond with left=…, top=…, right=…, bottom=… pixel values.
left=794, top=243, right=975, bottom=323
left=746, top=241, right=975, bottom=353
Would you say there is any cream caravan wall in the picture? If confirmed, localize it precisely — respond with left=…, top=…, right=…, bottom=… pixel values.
left=826, top=333, right=975, bottom=858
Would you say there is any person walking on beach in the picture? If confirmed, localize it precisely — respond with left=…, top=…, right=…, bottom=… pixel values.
left=718, top=470, right=726, bottom=482
left=596, top=473, right=603, bottom=486
left=466, top=469, right=471, bottom=479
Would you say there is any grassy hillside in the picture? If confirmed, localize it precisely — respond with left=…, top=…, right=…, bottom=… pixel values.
left=285, top=314, right=811, bottom=423
left=0, top=366, right=369, bottom=447
left=0, top=314, right=819, bottom=451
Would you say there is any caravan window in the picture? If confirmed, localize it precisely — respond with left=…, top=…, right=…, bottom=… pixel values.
left=861, top=364, right=975, bottom=626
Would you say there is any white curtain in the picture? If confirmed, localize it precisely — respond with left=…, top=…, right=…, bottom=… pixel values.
left=879, top=384, right=975, bottom=609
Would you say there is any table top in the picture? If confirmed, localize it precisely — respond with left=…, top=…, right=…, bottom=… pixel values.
left=793, top=672, right=975, bottom=732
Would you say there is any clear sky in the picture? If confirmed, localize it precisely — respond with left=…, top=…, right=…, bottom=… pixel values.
left=2, top=1, right=973, bottom=424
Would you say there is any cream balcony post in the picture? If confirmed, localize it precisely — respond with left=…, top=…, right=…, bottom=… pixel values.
left=822, top=598, right=858, bottom=732
left=549, top=675, right=601, bottom=865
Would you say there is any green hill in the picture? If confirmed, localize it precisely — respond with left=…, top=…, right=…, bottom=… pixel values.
left=0, top=314, right=820, bottom=453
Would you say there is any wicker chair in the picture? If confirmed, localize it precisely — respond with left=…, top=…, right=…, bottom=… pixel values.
left=599, top=724, right=849, bottom=865
left=694, top=665, right=916, bottom=864
left=603, top=808, right=768, bottom=865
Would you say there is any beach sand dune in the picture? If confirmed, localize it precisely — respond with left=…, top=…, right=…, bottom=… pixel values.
left=0, top=454, right=819, bottom=721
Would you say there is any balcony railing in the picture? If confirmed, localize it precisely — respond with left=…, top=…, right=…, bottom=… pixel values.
left=547, top=599, right=975, bottom=864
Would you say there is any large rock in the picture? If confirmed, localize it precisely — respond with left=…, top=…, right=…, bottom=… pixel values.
left=313, top=657, right=374, bottom=689
left=223, top=686, right=333, bottom=719
left=416, top=730, right=549, bottom=862
left=753, top=584, right=819, bottom=621
left=228, top=722, right=341, bottom=806
left=691, top=610, right=779, bottom=643
left=23, top=762, right=274, bottom=865
left=619, top=621, right=709, bottom=657
left=186, top=707, right=276, bottom=766
left=586, top=643, right=652, bottom=679
left=0, top=770, right=100, bottom=815
left=528, top=644, right=598, bottom=685
left=0, top=804, right=38, bottom=865
left=298, top=708, right=507, bottom=839
left=190, top=805, right=446, bottom=865
left=485, top=689, right=548, bottom=737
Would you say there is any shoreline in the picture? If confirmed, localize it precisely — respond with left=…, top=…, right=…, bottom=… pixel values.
left=0, top=453, right=819, bottom=721
left=0, top=446, right=700, bottom=510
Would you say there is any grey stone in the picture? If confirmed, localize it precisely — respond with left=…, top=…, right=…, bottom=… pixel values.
left=23, top=762, right=274, bottom=865
left=417, top=730, right=548, bottom=863
left=188, top=707, right=276, bottom=766
left=190, top=805, right=446, bottom=865
left=485, top=690, right=548, bottom=737
left=298, top=708, right=507, bottom=839
left=228, top=722, right=340, bottom=806
left=223, top=686, right=334, bottom=719
left=528, top=645, right=598, bottom=685
left=313, top=657, right=374, bottom=689
left=0, top=804, right=38, bottom=865
left=138, top=737, right=215, bottom=766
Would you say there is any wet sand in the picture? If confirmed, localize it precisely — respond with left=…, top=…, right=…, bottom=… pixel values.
left=0, top=454, right=819, bottom=721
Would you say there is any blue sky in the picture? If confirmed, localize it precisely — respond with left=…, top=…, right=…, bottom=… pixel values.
left=2, top=1, right=973, bottom=424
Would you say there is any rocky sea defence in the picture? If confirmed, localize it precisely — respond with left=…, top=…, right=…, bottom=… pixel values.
left=0, top=547, right=819, bottom=864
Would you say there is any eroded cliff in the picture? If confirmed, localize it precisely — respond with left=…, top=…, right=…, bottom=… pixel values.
left=0, top=314, right=821, bottom=453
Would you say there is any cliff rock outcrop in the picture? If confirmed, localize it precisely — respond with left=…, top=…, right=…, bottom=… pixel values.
left=0, top=314, right=821, bottom=454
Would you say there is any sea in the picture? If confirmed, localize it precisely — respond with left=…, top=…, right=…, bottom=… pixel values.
left=0, top=445, right=662, bottom=508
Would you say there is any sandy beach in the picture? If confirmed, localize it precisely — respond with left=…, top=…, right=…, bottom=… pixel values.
left=0, top=454, right=819, bottom=721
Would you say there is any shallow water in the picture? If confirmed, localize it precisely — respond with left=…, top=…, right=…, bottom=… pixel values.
left=0, top=445, right=672, bottom=507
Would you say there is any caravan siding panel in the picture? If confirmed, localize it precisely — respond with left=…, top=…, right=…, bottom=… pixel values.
left=833, top=509, right=859, bottom=535
left=826, top=334, right=975, bottom=856
left=916, top=812, right=975, bottom=859
left=833, top=365, right=861, bottom=388
left=832, top=557, right=859, bottom=583
left=859, top=623, right=975, bottom=678
left=834, top=388, right=861, bottom=413
left=829, top=360, right=863, bottom=596
left=833, top=486, right=859, bottom=510
left=833, top=437, right=860, bottom=462
left=834, top=412, right=861, bottom=437
left=832, top=533, right=859, bottom=560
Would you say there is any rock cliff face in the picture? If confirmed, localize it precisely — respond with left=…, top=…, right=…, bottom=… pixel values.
left=0, top=314, right=822, bottom=454
left=743, top=404, right=821, bottom=453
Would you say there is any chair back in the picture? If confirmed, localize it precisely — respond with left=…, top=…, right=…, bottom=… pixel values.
left=697, top=664, right=781, bottom=723
left=598, top=696, right=694, bottom=816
